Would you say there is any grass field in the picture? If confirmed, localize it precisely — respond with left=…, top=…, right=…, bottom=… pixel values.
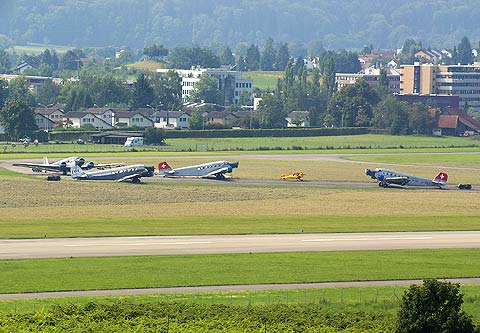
left=243, top=71, right=284, bottom=90
left=1, top=249, right=479, bottom=294
left=346, top=153, right=480, bottom=164
left=1, top=171, right=480, bottom=238
left=126, top=60, right=164, bottom=72
left=10, top=43, right=73, bottom=55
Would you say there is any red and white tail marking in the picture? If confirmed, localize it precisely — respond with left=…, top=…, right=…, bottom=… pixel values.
left=434, top=172, right=448, bottom=183
left=158, top=162, right=172, bottom=170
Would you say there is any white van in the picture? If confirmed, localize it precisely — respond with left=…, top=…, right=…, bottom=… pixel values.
left=124, top=137, right=144, bottom=147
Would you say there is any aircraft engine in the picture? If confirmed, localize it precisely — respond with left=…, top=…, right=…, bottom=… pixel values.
left=365, top=168, right=376, bottom=179
left=75, top=158, right=86, bottom=166
left=376, top=173, right=385, bottom=181
left=85, top=162, right=94, bottom=169
left=59, top=162, right=68, bottom=175
left=145, top=166, right=155, bottom=177
left=227, top=165, right=233, bottom=173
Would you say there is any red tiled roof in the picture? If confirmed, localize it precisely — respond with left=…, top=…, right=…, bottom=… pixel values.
left=437, top=115, right=458, bottom=129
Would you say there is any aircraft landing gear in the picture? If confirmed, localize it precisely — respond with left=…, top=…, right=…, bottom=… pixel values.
left=379, top=181, right=388, bottom=188
left=132, top=177, right=141, bottom=184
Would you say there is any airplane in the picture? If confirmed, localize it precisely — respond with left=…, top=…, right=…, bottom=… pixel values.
left=70, top=164, right=155, bottom=183
left=365, top=168, right=448, bottom=188
left=157, top=160, right=239, bottom=179
left=13, top=157, right=124, bottom=175
left=280, top=171, right=305, bottom=181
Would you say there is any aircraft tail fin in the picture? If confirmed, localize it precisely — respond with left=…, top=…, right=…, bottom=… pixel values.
left=70, top=165, right=86, bottom=179
left=158, top=162, right=172, bottom=175
left=43, top=157, right=49, bottom=165
left=433, top=172, right=448, bottom=185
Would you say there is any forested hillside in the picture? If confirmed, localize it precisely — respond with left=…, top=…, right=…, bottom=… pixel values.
left=0, top=0, right=480, bottom=51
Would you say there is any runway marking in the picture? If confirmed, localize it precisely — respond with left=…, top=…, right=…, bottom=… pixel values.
left=301, top=236, right=433, bottom=242
left=64, top=241, right=213, bottom=247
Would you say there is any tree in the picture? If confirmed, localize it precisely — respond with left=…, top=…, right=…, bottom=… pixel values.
left=188, top=109, right=204, bottom=130
left=256, top=93, right=286, bottom=128
left=396, top=279, right=476, bottom=333
left=457, top=36, right=474, bottom=65
left=322, top=56, right=336, bottom=96
left=245, top=44, right=260, bottom=71
left=372, top=95, right=408, bottom=134
left=260, top=37, right=276, bottom=71
left=188, top=74, right=221, bottom=104
left=60, top=50, right=81, bottom=71
left=0, top=49, right=11, bottom=74
left=151, top=70, right=182, bottom=110
left=0, top=79, right=8, bottom=108
left=143, top=44, right=168, bottom=60
left=133, top=73, right=154, bottom=109
left=37, top=79, right=61, bottom=106
left=7, top=76, right=35, bottom=106
left=407, top=103, right=436, bottom=135
left=219, top=46, right=235, bottom=66
left=0, top=99, right=37, bottom=139
left=275, top=42, right=290, bottom=71
left=143, top=127, right=166, bottom=144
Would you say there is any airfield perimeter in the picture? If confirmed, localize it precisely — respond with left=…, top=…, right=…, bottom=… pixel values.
left=1, top=149, right=480, bottom=301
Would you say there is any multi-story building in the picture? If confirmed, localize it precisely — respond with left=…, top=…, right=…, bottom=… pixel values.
left=335, top=68, right=401, bottom=93
left=157, top=67, right=253, bottom=106
left=400, top=63, right=480, bottom=112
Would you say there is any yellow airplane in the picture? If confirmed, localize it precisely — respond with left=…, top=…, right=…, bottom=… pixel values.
left=280, top=171, right=305, bottom=181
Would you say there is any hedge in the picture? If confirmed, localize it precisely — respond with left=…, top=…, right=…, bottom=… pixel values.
left=163, top=127, right=368, bottom=138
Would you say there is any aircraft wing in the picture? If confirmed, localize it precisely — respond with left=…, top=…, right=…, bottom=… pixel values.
left=12, top=162, right=62, bottom=172
left=117, top=173, right=143, bottom=182
left=384, top=176, right=409, bottom=185
left=93, top=162, right=125, bottom=169
left=204, top=166, right=230, bottom=178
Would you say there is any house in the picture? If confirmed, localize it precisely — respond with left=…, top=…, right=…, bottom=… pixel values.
left=437, top=109, right=480, bottom=136
left=112, top=111, right=153, bottom=128
left=34, top=113, right=55, bottom=131
left=152, top=110, right=190, bottom=129
left=286, top=111, right=310, bottom=127
left=84, top=108, right=117, bottom=126
left=415, top=49, right=443, bottom=64
left=34, top=107, right=65, bottom=125
left=63, top=111, right=113, bottom=129
left=15, top=56, right=40, bottom=74
left=204, top=111, right=237, bottom=125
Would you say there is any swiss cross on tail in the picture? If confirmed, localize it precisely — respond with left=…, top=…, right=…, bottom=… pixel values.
left=158, top=161, right=172, bottom=175
left=434, top=172, right=448, bottom=185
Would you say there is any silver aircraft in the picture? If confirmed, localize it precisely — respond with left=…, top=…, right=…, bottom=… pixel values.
left=71, top=164, right=154, bottom=183
left=157, top=161, right=239, bottom=179
left=13, top=156, right=124, bottom=175
left=365, top=168, right=448, bottom=188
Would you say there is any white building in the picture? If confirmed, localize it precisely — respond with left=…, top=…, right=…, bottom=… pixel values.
left=63, top=112, right=113, bottom=129
left=157, top=67, right=253, bottom=106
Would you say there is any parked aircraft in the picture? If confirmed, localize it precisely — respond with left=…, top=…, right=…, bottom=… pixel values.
left=365, top=168, right=448, bottom=188
left=13, top=157, right=124, bottom=175
left=71, top=164, right=155, bottom=183
left=158, top=161, right=239, bottom=179
left=280, top=171, right=305, bottom=181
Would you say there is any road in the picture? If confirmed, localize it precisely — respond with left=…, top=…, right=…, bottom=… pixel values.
left=2, top=278, right=480, bottom=301
left=1, top=231, right=479, bottom=259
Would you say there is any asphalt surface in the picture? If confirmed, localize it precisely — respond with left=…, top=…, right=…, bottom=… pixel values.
left=1, top=231, right=479, bottom=260
left=2, top=278, right=480, bottom=301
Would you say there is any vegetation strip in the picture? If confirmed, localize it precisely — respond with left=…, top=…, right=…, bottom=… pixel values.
left=0, top=248, right=479, bottom=294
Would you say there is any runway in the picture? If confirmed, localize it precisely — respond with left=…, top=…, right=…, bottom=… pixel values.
left=2, top=231, right=479, bottom=259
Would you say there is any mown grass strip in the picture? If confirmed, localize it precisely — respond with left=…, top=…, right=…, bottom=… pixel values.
left=1, top=215, right=479, bottom=239
left=0, top=249, right=479, bottom=294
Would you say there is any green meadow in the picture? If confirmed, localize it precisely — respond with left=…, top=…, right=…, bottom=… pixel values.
left=1, top=249, right=479, bottom=294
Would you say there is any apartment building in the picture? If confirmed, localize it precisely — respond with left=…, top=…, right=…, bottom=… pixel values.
left=157, top=67, right=253, bottom=106
left=400, top=63, right=480, bottom=111
left=335, top=68, right=400, bottom=93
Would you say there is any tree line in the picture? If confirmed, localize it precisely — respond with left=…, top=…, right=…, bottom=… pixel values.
left=2, top=0, right=480, bottom=50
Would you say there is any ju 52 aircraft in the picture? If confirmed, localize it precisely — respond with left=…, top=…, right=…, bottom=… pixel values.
left=365, top=168, right=448, bottom=188
left=71, top=164, right=155, bottom=183
left=158, top=161, right=239, bottom=179
left=13, top=156, right=124, bottom=175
